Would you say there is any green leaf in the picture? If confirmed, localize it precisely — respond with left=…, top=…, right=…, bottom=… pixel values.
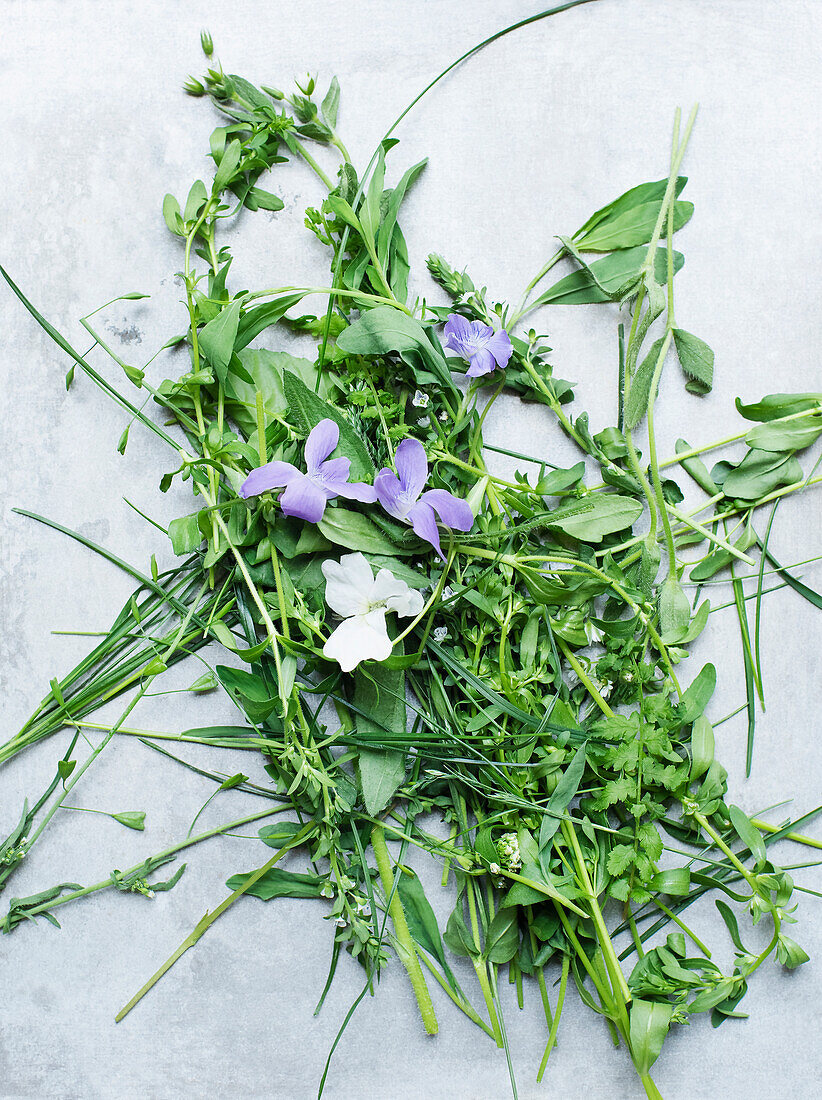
left=245, top=187, right=284, bottom=212
left=354, top=663, right=407, bottom=815
left=545, top=493, right=643, bottom=542
left=672, top=328, right=714, bottom=395
left=336, top=306, right=456, bottom=393
left=659, top=574, right=691, bottom=643
left=538, top=744, right=586, bottom=865
left=358, top=147, right=385, bottom=245
left=629, top=999, right=673, bottom=1074
left=168, top=512, right=204, bottom=555
left=283, top=370, right=374, bottom=481
left=377, top=159, right=428, bottom=271
left=111, top=811, right=146, bottom=831
left=715, top=899, right=747, bottom=952
left=675, top=439, right=718, bottom=494
left=721, top=449, right=803, bottom=502
left=397, top=870, right=452, bottom=974
left=744, top=418, right=822, bottom=452
left=225, top=867, right=323, bottom=901
left=235, top=293, right=307, bottom=349
left=735, top=392, right=822, bottom=423
left=57, top=759, right=76, bottom=783
left=777, top=933, right=810, bottom=969
left=534, top=246, right=683, bottom=307
left=320, top=76, right=340, bottom=127
left=325, top=194, right=362, bottom=232
left=225, top=74, right=272, bottom=111
left=483, top=908, right=520, bottom=963
left=198, top=299, right=241, bottom=379
left=215, top=665, right=279, bottom=723
left=607, top=844, right=635, bottom=876
left=651, top=868, right=691, bottom=896
left=728, top=805, right=766, bottom=870
left=319, top=507, right=411, bottom=555
left=183, top=179, right=208, bottom=224
left=536, top=462, right=586, bottom=495
left=625, top=336, right=666, bottom=429
left=162, top=193, right=183, bottom=235
left=180, top=724, right=258, bottom=740
left=576, top=200, right=693, bottom=253
left=258, top=822, right=305, bottom=848
left=444, top=903, right=480, bottom=958
left=574, top=177, right=687, bottom=239
left=690, top=714, right=715, bottom=781
left=679, top=663, right=716, bottom=724
left=213, top=138, right=242, bottom=192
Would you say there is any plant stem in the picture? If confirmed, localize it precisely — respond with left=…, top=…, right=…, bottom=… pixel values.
left=371, top=824, right=438, bottom=1035
left=115, top=823, right=315, bottom=1021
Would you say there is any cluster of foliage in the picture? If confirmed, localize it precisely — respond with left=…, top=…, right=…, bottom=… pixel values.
left=3, top=31, right=822, bottom=1100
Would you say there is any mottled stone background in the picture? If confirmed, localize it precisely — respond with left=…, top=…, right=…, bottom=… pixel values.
left=1, top=1, right=821, bottom=1097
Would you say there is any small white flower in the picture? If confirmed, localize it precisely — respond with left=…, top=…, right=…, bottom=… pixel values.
left=412, top=389, right=430, bottom=409
left=322, top=552, right=424, bottom=672
left=438, top=410, right=449, bottom=422
left=441, top=585, right=454, bottom=600
left=433, top=626, right=449, bottom=643
left=335, top=917, right=347, bottom=928
left=489, top=862, right=501, bottom=876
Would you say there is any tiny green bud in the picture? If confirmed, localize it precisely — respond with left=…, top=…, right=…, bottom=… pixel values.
left=261, top=84, right=285, bottom=101
left=200, top=29, right=214, bottom=57
left=183, top=76, right=206, bottom=98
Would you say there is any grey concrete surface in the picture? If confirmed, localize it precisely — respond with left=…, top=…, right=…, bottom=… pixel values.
left=1, top=1, right=822, bottom=1097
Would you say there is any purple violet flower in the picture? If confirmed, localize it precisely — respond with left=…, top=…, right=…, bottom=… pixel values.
left=443, top=314, right=513, bottom=378
left=374, top=438, right=474, bottom=560
left=239, top=418, right=376, bottom=523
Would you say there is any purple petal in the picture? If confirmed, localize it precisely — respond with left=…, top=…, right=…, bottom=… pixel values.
left=421, top=488, right=474, bottom=532
left=407, top=500, right=444, bottom=560
left=335, top=480, right=378, bottom=503
left=279, top=472, right=328, bottom=523
left=487, top=329, right=513, bottom=368
left=316, top=455, right=352, bottom=498
left=239, top=460, right=298, bottom=499
left=374, top=468, right=408, bottom=520
left=304, top=418, right=339, bottom=474
left=394, top=438, right=428, bottom=500
left=465, top=347, right=497, bottom=378
left=443, top=313, right=472, bottom=354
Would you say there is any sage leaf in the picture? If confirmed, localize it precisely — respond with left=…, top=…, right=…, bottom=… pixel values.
left=546, top=493, right=643, bottom=542
left=672, top=328, right=714, bottom=395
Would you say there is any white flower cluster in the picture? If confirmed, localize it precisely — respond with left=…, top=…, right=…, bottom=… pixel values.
left=497, top=831, right=521, bottom=872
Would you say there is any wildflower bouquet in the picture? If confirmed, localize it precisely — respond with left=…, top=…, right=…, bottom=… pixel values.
left=3, top=19, right=822, bottom=1100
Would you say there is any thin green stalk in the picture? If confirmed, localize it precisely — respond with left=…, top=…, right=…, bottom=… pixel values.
left=7, top=806, right=284, bottom=923
left=116, top=822, right=315, bottom=1021
left=536, top=953, right=569, bottom=1081
left=371, top=824, right=438, bottom=1035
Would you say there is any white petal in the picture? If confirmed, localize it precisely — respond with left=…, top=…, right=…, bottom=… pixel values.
left=371, top=568, right=424, bottom=618
left=321, top=553, right=375, bottom=618
left=322, top=610, right=392, bottom=672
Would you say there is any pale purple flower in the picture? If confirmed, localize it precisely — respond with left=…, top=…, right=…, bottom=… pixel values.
left=239, top=418, right=376, bottom=523
left=443, top=314, right=513, bottom=378
left=374, top=438, right=474, bottom=561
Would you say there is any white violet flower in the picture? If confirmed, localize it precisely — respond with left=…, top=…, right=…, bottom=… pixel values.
left=321, top=552, right=424, bottom=672
left=412, top=389, right=430, bottom=408
left=433, top=626, right=449, bottom=643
